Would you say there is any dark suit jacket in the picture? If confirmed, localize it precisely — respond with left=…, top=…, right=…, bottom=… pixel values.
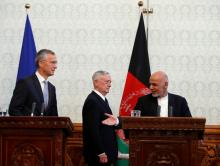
left=82, top=91, right=121, bottom=164
left=9, top=74, right=58, bottom=116
left=134, top=93, right=191, bottom=117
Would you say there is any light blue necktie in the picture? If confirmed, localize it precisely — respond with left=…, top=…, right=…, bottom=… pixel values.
left=43, top=80, right=49, bottom=109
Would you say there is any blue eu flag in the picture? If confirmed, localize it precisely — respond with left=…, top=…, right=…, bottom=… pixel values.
left=17, top=14, right=36, bottom=81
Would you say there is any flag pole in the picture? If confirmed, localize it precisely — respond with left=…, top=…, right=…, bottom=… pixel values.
left=145, top=0, right=149, bottom=53
left=25, top=3, right=31, bottom=13
left=141, top=0, right=153, bottom=25
left=16, top=3, right=37, bottom=81
left=146, top=0, right=150, bottom=29
left=138, top=0, right=153, bottom=62
left=138, top=0, right=153, bottom=33
left=138, top=0, right=144, bottom=15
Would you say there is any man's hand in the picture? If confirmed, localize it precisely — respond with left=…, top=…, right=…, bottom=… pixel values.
left=99, top=153, right=108, bottom=163
left=102, top=113, right=117, bottom=126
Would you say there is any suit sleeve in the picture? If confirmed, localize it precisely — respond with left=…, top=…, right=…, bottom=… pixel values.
left=9, top=80, right=28, bottom=116
left=181, top=97, right=192, bottom=117
left=134, top=98, right=143, bottom=115
left=83, top=99, right=105, bottom=155
left=113, top=116, right=122, bottom=129
left=50, top=85, right=58, bottom=116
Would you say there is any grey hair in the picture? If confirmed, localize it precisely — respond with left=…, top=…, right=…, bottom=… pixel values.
left=92, top=70, right=109, bottom=81
left=35, top=49, right=55, bottom=68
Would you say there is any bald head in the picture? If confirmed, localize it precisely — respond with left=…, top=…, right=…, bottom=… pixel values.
left=151, top=71, right=168, bottom=82
left=149, top=71, right=169, bottom=97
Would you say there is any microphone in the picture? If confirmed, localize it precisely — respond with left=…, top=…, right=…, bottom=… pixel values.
left=40, top=103, right=45, bottom=116
left=168, top=106, right=173, bottom=117
left=156, top=105, right=161, bottom=117
left=31, top=102, right=36, bottom=116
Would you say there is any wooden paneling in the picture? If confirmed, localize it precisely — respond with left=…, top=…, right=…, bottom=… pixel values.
left=0, top=117, right=73, bottom=166
left=65, top=123, right=220, bottom=166
left=201, top=125, right=220, bottom=166
left=65, top=123, right=84, bottom=166
left=121, top=117, right=206, bottom=166
left=1, top=118, right=218, bottom=165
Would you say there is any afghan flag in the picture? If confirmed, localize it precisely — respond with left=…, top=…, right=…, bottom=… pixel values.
left=119, top=13, right=151, bottom=116
left=17, top=14, right=37, bottom=81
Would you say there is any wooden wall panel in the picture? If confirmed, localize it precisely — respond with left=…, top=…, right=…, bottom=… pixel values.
left=65, top=124, right=220, bottom=166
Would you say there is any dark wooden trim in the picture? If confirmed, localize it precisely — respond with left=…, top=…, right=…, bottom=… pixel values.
left=65, top=123, right=220, bottom=166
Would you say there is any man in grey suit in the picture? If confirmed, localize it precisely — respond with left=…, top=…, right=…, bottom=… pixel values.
left=9, top=49, right=58, bottom=116
left=82, top=70, right=121, bottom=166
left=135, top=71, right=192, bottom=117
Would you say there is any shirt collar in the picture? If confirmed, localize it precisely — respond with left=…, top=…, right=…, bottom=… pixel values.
left=36, top=71, right=46, bottom=83
left=158, top=94, right=168, bottom=100
left=93, top=90, right=106, bottom=101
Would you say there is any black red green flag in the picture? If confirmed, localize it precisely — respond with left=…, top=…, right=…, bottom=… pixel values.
left=119, top=13, right=151, bottom=116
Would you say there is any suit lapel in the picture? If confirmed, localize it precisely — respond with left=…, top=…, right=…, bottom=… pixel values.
left=47, top=83, right=52, bottom=108
left=104, top=98, right=112, bottom=114
left=149, top=95, right=158, bottom=115
left=27, top=75, right=44, bottom=104
left=168, top=93, right=177, bottom=116
left=92, top=91, right=112, bottom=114
left=168, top=93, right=173, bottom=108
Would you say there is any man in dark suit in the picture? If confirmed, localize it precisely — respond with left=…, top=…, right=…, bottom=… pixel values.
left=9, top=49, right=58, bottom=116
left=82, top=70, right=121, bottom=166
left=135, top=71, right=191, bottom=117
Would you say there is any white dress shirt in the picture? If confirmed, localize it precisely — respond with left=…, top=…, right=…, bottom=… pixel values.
left=36, top=71, right=47, bottom=92
left=157, top=95, right=168, bottom=117
left=93, top=89, right=106, bottom=101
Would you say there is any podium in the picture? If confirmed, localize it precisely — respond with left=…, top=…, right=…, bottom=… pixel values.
left=121, top=117, right=206, bottom=166
left=0, top=116, right=74, bottom=166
